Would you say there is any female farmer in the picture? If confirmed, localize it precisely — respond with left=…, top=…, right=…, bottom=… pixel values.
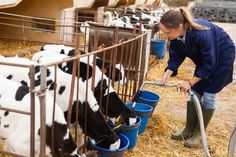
left=160, top=8, right=235, bottom=148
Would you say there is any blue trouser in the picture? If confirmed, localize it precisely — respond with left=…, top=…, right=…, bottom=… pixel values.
left=189, top=90, right=216, bottom=109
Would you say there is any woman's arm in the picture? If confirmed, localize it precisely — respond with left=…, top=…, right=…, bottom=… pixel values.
left=161, top=41, right=186, bottom=84
left=189, top=76, right=202, bottom=87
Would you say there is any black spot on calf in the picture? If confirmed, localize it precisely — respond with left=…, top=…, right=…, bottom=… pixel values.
left=46, top=69, right=51, bottom=77
left=59, top=86, right=66, bottom=95
left=49, top=82, right=55, bottom=90
left=6, top=75, right=13, bottom=80
left=46, top=80, right=53, bottom=86
left=4, top=124, right=9, bottom=128
left=60, top=49, right=65, bottom=54
left=35, top=79, right=41, bottom=87
left=35, top=65, right=40, bottom=74
left=15, top=85, right=29, bottom=101
left=4, top=111, right=9, bottom=117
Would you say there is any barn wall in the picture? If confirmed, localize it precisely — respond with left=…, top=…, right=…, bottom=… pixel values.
left=0, top=0, right=73, bottom=43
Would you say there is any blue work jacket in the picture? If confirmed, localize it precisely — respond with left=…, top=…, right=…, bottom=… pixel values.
left=167, top=19, right=235, bottom=95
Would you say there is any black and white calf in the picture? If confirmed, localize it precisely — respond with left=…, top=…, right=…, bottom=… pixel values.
left=41, top=44, right=127, bottom=85
left=103, top=10, right=160, bottom=31
left=0, top=56, right=120, bottom=150
left=95, top=57, right=127, bottom=85
left=0, top=76, right=87, bottom=157
left=102, top=11, right=133, bottom=28
left=31, top=51, right=136, bottom=126
left=41, top=44, right=76, bottom=56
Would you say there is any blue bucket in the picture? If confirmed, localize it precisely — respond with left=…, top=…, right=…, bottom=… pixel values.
left=89, top=133, right=129, bottom=157
left=119, top=116, right=141, bottom=149
left=126, top=102, right=153, bottom=134
left=136, top=90, right=160, bottom=117
left=151, top=39, right=166, bottom=59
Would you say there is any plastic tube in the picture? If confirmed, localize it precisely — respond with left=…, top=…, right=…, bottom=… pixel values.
left=189, top=90, right=211, bottom=157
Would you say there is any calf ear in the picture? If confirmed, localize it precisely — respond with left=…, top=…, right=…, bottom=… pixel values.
left=68, top=49, right=75, bottom=56
left=40, top=45, right=45, bottom=51
left=60, top=49, right=65, bottom=54
left=21, top=80, right=28, bottom=86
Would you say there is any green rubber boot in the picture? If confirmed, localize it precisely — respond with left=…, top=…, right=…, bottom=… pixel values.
left=184, top=107, right=215, bottom=148
left=171, top=101, right=197, bottom=141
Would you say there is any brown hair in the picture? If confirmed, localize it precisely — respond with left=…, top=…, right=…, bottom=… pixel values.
left=160, top=7, right=208, bottom=30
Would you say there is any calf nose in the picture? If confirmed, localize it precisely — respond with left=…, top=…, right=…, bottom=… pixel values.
left=109, top=138, right=120, bottom=150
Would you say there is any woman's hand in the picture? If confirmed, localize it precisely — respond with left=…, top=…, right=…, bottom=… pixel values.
left=177, top=76, right=201, bottom=92
left=177, top=80, right=191, bottom=92
left=160, top=69, right=173, bottom=84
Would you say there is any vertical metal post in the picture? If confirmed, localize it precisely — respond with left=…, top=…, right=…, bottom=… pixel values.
left=138, top=33, right=147, bottom=90
left=133, top=36, right=141, bottom=96
left=124, top=40, right=134, bottom=102
left=92, top=28, right=99, bottom=92
left=67, top=60, right=77, bottom=128
left=39, top=65, right=47, bottom=157
left=29, top=65, right=35, bottom=157
left=111, top=27, right=119, bottom=86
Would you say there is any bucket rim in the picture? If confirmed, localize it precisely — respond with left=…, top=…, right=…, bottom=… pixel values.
left=126, top=102, right=153, bottom=112
left=89, top=133, right=130, bottom=152
left=151, top=39, right=166, bottom=42
left=139, top=90, right=160, bottom=102
left=120, top=116, right=142, bottom=129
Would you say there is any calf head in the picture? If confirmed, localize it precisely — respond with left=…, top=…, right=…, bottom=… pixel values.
left=94, top=79, right=136, bottom=125
left=64, top=101, right=120, bottom=150
left=38, top=122, right=86, bottom=157
left=58, top=60, right=93, bottom=82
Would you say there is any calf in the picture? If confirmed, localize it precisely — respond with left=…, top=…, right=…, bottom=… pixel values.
left=41, top=44, right=127, bottom=84
left=102, top=11, right=133, bottom=28
left=31, top=51, right=136, bottom=126
left=0, top=76, right=87, bottom=157
left=0, top=56, right=120, bottom=150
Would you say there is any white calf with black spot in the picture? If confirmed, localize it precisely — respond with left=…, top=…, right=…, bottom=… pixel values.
left=0, top=76, right=84, bottom=157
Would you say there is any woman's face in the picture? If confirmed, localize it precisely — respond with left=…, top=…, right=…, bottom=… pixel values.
left=159, top=23, right=184, bottom=40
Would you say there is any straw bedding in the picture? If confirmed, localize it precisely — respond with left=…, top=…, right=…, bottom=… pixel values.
left=0, top=39, right=235, bottom=157
left=125, top=54, right=236, bottom=157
